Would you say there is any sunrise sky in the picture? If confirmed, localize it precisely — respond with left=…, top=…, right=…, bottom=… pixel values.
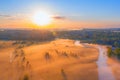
left=0, top=0, right=120, bottom=29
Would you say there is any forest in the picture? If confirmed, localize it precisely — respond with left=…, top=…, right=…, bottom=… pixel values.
left=55, top=28, right=120, bottom=58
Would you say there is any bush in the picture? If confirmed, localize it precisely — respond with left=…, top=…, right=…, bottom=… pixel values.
left=23, top=74, right=29, bottom=80
left=114, top=48, right=120, bottom=58
left=107, top=47, right=113, bottom=57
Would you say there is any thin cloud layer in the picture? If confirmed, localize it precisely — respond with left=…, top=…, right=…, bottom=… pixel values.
left=0, top=14, right=11, bottom=17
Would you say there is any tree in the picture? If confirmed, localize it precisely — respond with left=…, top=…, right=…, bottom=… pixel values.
left=107, top=47, right=113, bottom=57
left=114, top=41, right=119, bottom=47
left=114, top=48, right=120, bottom=58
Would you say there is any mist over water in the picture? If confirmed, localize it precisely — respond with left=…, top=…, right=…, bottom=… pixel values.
left=97, top=46, right=115, bottom=80
left=75, top=40, right=115, bottom=80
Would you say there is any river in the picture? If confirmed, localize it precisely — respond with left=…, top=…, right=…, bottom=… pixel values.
left=97, top=46, right=115, bottom=80
left=75, top=40, right=115, bottom=80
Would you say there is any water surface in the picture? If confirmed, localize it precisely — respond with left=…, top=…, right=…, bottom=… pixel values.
left=75, top=40, right=115, bottom=80
left=97, top=46, right=115, bottom=80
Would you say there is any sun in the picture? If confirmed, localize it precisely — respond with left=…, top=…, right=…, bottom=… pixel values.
left=32, top=11, right=52, bottom=26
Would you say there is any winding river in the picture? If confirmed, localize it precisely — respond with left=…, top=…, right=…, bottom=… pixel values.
left=97, top=46, right=115, bottom=80
left=75, top=40, right=115, bottom=80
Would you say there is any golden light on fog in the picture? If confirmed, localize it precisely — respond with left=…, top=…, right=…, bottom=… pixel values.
left=32, top=11, right=52, bottom=26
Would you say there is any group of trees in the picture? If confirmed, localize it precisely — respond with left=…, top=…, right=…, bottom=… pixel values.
left=55, top=29, right=120, bottom=59
left=55, top=29, right=120, bottom=47
left=107, top=47, right=120, bottom=58
left=0, top=29, right=55, bottom=41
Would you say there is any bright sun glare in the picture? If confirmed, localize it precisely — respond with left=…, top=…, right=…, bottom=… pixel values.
left=32, top=11, right=52, bottom=26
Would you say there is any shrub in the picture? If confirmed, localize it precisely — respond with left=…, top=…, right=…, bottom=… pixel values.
left=23, top=74, right=29, bottom=80
left=45, top=52, right=51, bottom=60
left=107, top=47, right=113, bottom=57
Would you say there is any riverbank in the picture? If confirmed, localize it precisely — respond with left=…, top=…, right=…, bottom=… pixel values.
left=108, top=58, right=120, bottom=80
left=96, top=45, right=120, bottom=80
left=74, top=40, right=120, bottom=80
left=96, top=46, right=115, bottom=80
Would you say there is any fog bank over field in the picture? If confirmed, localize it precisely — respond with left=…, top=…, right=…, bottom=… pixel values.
left=0, top=39, right=99, bottom=80
left=0, top=29, right=120, bottom=80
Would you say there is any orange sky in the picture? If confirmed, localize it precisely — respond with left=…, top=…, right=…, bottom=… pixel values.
left=0, top=17, right=120, bottom=29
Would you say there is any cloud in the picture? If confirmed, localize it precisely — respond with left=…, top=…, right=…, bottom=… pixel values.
left=53, top=16, right=66, bottom=20
left=0, top=14, right=11, bottom=17
left=0, top=14, right=14, bottom=20
left=0, top=14, right=26, bottom=20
